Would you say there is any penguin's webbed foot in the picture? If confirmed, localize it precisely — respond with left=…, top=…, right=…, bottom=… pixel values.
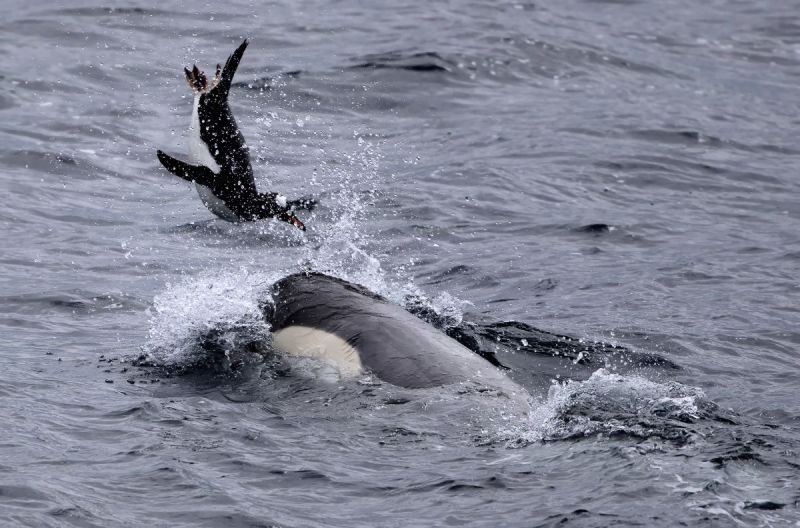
left=210, top=64, right=222, bottom=90
left=184, top=64, right=208, bottom=93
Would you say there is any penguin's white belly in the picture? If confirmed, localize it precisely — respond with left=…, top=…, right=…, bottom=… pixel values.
left=188, top=95, right=238, bottom=221
left=195, top=184, right=240, bottom=221
left=188, top=95, right=220, bottom=171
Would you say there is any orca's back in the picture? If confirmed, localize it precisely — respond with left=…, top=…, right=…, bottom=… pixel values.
left=267, top=273, right=518, bottom=390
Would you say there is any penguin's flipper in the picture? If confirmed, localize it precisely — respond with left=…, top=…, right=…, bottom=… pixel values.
left=212, top=39, right=249, bottom=100
left=156, top=150, right=215, bottom=187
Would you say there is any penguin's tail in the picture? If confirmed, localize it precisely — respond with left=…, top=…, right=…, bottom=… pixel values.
left=211, top=39, right=249, bottom=100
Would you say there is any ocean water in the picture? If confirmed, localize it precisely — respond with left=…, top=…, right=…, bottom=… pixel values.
left=1, top=0, right=799, bottom=526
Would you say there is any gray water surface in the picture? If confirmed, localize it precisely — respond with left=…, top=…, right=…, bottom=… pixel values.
left=1, top=0, right=799, bottom=526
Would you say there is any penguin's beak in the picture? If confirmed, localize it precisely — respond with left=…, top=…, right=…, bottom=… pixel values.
left=281, top=212, right=305, bottom=231
left=290, top=216, right=306, bottom=231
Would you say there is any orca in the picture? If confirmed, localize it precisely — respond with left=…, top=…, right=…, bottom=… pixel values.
left=156, top=39, right=310, bottom=230
left=265, top=272, right=531, bottom=412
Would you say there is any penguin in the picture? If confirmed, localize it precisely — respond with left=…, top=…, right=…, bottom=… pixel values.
left=156, top=39, right=310, bottom=230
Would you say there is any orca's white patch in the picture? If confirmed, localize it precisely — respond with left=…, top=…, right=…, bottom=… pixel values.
left=276, top=195, right=287, bottom=208
left=272, top=325, right=363, bottom=377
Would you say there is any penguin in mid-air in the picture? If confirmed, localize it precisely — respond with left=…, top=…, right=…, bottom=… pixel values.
left=156, top=39, right=311, bottom=230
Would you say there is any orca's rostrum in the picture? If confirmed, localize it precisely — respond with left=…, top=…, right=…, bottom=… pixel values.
left=156, top=39, right=309, bottom=230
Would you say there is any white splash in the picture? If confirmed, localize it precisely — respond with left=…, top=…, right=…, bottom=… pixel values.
left=498, top=369, right=706, bottom=446
left=143, top=267, right=279, bottom=366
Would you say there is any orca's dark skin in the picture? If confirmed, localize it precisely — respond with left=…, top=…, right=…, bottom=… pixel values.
left=157, top=39, right=311, bottom=230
